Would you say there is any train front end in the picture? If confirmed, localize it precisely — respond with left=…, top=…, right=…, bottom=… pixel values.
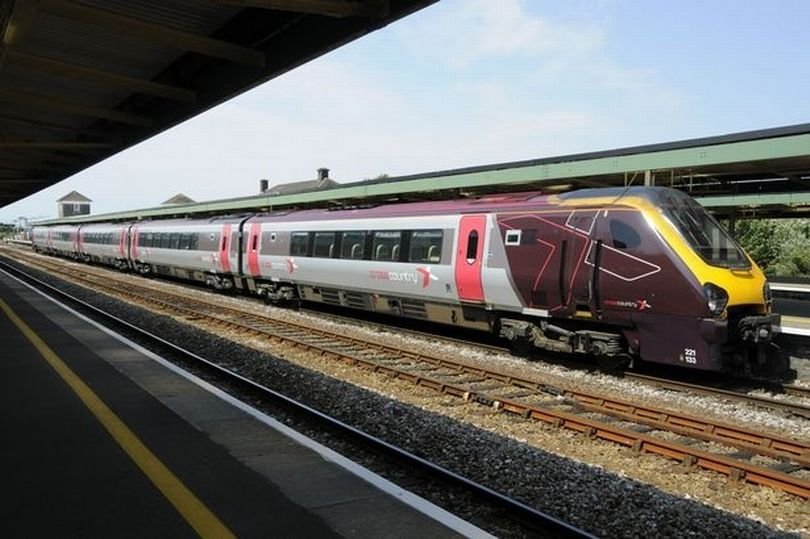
left=647, top=190, right=791, bottom=380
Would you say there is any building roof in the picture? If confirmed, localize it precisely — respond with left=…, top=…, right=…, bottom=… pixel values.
left=161, top=193, right=196, bottom=205
left=267, top=178, right=339, bottom=196
left=56, top=190, right=92, bottom=203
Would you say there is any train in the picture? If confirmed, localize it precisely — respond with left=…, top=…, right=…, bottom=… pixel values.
left=30, top=186, right=792, bottom=380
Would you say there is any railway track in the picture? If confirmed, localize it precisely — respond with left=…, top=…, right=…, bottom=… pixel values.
left=10, top=245, right=808, bottom=418
left=303, top=310, right=810, bottom=419
left=4, top=249, right=809, bottom=499
left=621, top=373, right=810, bottom=419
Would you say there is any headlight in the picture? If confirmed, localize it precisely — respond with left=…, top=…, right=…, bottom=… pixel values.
left=763, top=281, right=772, bottom=307
left=703, top=282, right=728, bottom=316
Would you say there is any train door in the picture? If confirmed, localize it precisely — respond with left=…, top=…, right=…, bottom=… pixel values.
left=118, top=227, right=127, bottom=261
left=246, top=222, right=261, bottom=277
left=72, top=228, right=81, bottom=256
left=454, top=215, right=486, bottom=302
left=129, top=226, right=139, bottom=260
left=219, top=224, right=232, bottom=273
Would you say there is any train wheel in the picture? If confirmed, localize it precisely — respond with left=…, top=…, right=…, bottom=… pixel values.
left=509, top=337, right=534, bottom=357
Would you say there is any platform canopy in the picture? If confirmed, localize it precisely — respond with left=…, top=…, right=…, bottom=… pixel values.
left=0, top=0, right=436, bottom=207
left=40, top=122, right=810, bottom=224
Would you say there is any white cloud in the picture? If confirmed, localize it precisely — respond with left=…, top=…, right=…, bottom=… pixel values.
left=409, top=0, right=603, bottom=68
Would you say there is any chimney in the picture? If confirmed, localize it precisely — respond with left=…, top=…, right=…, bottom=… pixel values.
left=317, top=167, right=329, bottom=183
left=259, top=179, right=269, bottom=193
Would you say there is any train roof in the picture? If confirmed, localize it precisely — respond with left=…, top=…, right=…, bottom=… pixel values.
left=31, top=187, right=694, bottom=228
left=246, top=186, right=683, bottom=223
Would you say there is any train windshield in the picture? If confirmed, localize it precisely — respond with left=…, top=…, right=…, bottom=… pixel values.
left=661, top=193, right=750, bottom=269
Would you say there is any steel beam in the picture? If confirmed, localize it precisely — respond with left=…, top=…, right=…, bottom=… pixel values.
left=0, top=141, right=115, bottom=151
left=6, top=50, right=196, bottom=103
left=0, top=0, right=38, bottom=47
left=0, top=88, right=152, bottom=127
left=0, top=165, right=61, bottom=174
left=211, top=0, right=386, bottom=18
left=39, top=0, right=266, bottom=67
left=0, top=153, right=73, bottom=169
left=0, top=113, right=106, bottom=136
left=0, top=178, right=48, bottom=183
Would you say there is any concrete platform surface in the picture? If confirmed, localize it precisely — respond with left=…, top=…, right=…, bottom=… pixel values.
left=0, top=269, right=489, bottom=538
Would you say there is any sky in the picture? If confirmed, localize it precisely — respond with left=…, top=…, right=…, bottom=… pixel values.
left=3, top=0, right=810, bottom=223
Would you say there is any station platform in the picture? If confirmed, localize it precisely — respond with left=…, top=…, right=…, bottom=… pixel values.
left=0, top=269, right=485, bottom=538
left=771, top=281, right=810, bottom=294
left=780, top=315, right=810, bottom=337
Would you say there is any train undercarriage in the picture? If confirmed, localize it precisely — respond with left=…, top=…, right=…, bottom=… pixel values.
left=254, top=278, right=793, bottom=381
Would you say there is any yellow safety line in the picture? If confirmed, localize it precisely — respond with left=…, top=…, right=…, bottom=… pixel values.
left=0, top=298, right=235, bottom=539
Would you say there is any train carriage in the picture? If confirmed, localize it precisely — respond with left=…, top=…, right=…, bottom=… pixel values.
left=129, top=218, right=243, bottom=289
left=79, top=222, right=131, bottom=270
left=30, top=225, right=52, bottom=253
left=32, top=224, right=81, bottom=258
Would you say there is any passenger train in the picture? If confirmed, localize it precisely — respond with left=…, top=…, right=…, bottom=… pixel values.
left=30, top=187, right=791, bottom=380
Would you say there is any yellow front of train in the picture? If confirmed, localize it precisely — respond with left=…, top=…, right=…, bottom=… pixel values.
left=640, top=190, right=790, bottom=379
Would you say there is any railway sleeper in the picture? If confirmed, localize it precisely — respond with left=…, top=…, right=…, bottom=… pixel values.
left=769, top=462, right=803, bottom=474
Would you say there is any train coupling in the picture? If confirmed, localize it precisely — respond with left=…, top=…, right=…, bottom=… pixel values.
left=738, top=314, right=780, bottom=344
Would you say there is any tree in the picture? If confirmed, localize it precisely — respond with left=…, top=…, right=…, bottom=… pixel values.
left=733, top=219, right=810, bottom=277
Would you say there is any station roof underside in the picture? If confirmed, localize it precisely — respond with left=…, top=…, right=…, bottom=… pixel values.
left=0, top=0, right=436, bottom=207
left=42, top=122, right=810, bottom=224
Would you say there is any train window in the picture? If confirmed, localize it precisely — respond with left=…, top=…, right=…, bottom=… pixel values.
left=341, top=231, right=366, bottom=259
left=610, top=220, right=641, bottom=250
left=408, top=230, right=443, bottom=263
left=662, top=192, right=749, bottom=269
left=372, top=231, right=401, bottom=261
left=170, top=233, right=181, bottom=249
left=290, top=232, right=309, bottom=256
left=190, top=234, right=199, bottom=250
left=313, top=232, right=335, bottom=258
left=160, top=233, right=171, bottom=249
left=568, top=213, right=595, bottom=235
left=505, top=230, right=521, bottom=246
left=179, top=234, right=192, bottom=250
left=466, top=230, right=479, bottom=263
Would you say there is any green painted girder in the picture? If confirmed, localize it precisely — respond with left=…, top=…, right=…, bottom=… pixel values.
left=700, top=192, right=810, bottom=207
